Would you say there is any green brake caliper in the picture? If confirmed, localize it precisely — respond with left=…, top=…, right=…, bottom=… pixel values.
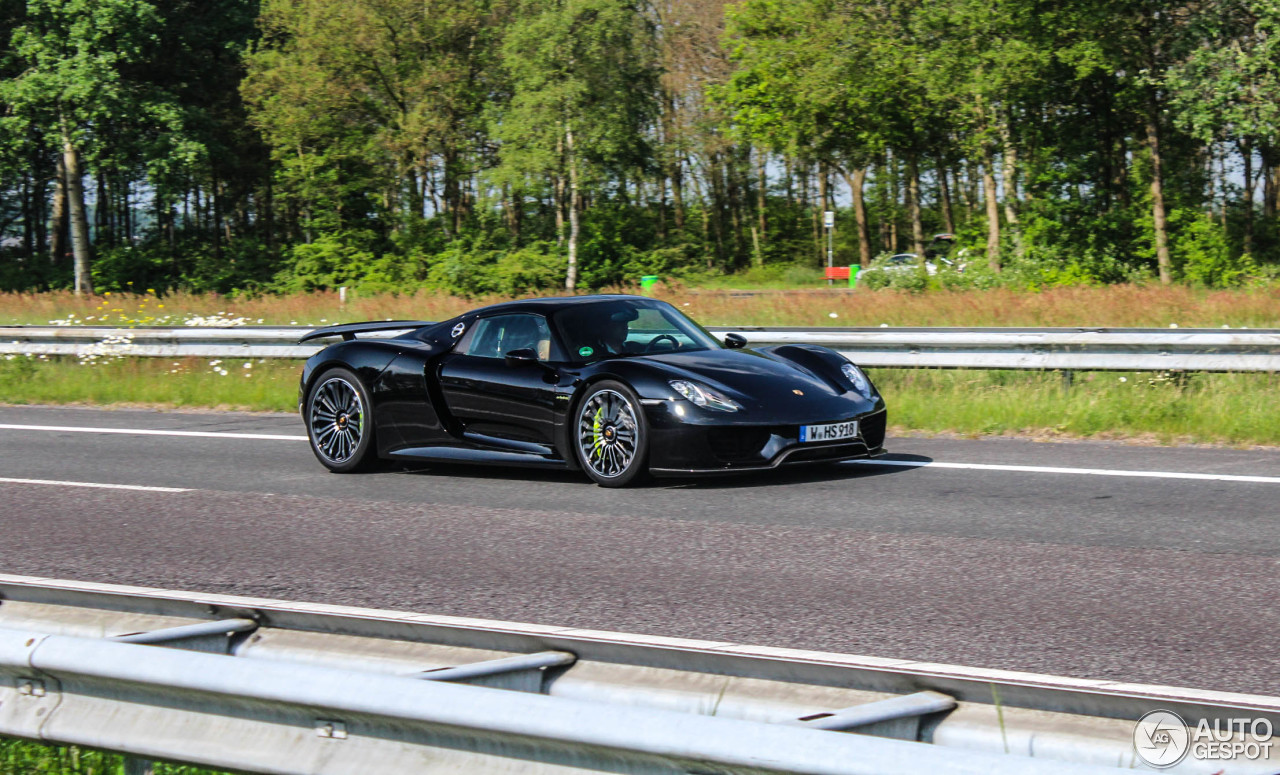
left=592, top=406, right=605, bottom=459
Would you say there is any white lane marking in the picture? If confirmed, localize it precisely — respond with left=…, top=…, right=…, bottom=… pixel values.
left=0, top=423, right=306, bottom=441
left=851, top=458, right=1280, bottom=484
left=5, top=422, right=1278, bottom=485
left=0, top=477, right=190, bottom=493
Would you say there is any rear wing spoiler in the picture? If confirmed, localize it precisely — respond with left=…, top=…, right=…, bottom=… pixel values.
left=299, top=320, right=435, bottom=343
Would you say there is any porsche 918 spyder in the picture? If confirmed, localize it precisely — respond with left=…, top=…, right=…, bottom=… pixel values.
left=298, top=295, right=886, bottom=487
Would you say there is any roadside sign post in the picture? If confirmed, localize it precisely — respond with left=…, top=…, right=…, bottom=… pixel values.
left=824, top=211, right=835, bottom=285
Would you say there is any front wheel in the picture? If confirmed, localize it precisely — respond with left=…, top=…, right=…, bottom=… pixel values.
left=574, top=381, right=649, bottom=487
left=305, top=367, right=377, bottom=472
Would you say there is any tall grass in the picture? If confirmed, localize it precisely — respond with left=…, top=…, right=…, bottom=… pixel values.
left=674, top=284, right=1280, bottom=328
left=3, top=285, right=1280, bottom=329
left=0, top=737, right=223, bottom=775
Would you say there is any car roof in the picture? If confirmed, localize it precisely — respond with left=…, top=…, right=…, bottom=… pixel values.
left=463, top=294, right=651, bottom=318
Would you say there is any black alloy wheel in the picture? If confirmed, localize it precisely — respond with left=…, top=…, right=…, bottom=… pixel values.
left=574, top=380, right=649, bottom=487
left=306, top=367, right=377, bottom=472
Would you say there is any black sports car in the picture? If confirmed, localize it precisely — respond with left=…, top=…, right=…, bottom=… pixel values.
left=298, top=295, right=886, bottom=487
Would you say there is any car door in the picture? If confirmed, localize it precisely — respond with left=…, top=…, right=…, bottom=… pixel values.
left=436, top=313, right=561, bottom=451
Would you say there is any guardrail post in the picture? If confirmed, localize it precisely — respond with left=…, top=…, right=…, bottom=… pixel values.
left=1061, top=370, right=1074, bottom=390
left=123, top=757, right=154, bottom=775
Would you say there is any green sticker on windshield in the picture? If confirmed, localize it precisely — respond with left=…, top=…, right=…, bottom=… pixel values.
left=578, top=346, right=594, bottom=357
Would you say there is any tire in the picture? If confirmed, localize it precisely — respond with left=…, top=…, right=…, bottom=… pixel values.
left=573, top=380, right=649, bottom=487
left=305, top=367, right=378, bottom=473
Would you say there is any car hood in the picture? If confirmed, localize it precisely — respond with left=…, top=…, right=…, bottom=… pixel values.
left=630, top=348, right=854, bottom=413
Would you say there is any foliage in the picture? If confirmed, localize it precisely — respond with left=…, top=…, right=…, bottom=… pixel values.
left=1, top=1, right=1280, bottom=295
left=1171, top=208, right=1258, bottom=286
left=0, top=737, right=229, bottom=775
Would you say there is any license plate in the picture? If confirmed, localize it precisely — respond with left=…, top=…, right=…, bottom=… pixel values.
left=799, top=421, right=859, bottom=443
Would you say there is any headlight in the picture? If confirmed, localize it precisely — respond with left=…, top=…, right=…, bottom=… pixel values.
left=841, top=362, right=873, bottom=397
left=669, top=380, right=741, bottom=412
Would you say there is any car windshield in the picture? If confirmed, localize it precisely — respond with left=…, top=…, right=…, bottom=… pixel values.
left=553, top=299, right=721, bottom=363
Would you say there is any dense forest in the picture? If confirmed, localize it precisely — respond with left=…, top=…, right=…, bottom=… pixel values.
left=1, top=0, right=1279, bottom=296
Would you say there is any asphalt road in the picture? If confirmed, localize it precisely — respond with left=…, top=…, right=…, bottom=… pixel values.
left=1, top=404, right=1278, bottom=695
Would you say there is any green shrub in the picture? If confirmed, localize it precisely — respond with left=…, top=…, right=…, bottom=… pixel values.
left=1171, top=209, right=1256, bottom=287
left=277, top=230, right=381, bottom=292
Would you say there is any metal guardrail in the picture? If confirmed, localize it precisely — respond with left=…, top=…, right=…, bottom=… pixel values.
left=3, top=324, right=1280, bottom=371
left=0, top=574, right=1276, bottom=774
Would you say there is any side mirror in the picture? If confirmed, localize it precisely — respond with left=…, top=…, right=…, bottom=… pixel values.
left=504, top=347, right=538, bottom=367
left=723, top=333, right=747, bottom=349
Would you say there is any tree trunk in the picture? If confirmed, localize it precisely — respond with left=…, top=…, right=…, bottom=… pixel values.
left=839, top=167, right=871, bottom=267
left=982, top=148, right=1001, bottom=271
left=1002, top=151, right=1019, bottom=227
left=938, top=162, right=955, bottom=233
left=555, top=128, right=566, bottom=247
left=32, top=169, right=47, bottom=266
left=875, top=158, right=891, bottom=252
left=211, top=168, right=224, bottom=260
left=60, top=117, right=93, bottom=295
left=1217, top=149, right=1229, bottom=230
left=1262, top=146, right=1277, bottom=220
left=670, top=155, right=685, bottom=232
left=1239, top=139, right=1254, bottom=255
left=21, top=175, right=33, bottom=260
left=96, top=174, right=109, bottom=248
left=657, top=175, right=667, bottom=241
left=959, top=160, right=975, bottom=214
left=662, top=94, right=685, bottom=232
left=502, top=184, right=521, bottom=242
left=50, top=155, right=68, bottom=266
left=816, top=164, right=829, bottom=264
left=565, top=126, right=580, bottom=292
left=755, top=148, right=767, bottom=243
left=1145, top=107, right=1173, bottom=285
left=887, top=154, right=899, bottom=251
left=906, top=153, right=924, bottom=258
left=727, top=153, right=745, bottom=265
left=688, top=170, right=710, bottom=264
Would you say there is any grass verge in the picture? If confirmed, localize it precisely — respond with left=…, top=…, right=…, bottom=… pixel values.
left=4, top=284, right=1280, bottom=329
left=0, top=357, right=297, bottom=412
left=877, top=369, right=1280, bottom=447
left=0, top=737, right=223, bottom=775
left=4, top=356, right=1277, bottom=447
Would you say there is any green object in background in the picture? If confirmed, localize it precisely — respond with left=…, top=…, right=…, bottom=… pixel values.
left=640, top=275, right=660, bottom=295
left=850, top=264, right=860, bottom=288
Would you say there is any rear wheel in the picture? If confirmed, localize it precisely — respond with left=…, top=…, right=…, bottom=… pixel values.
left=306, top=367, right=377, bottom=472
left=574, top=381, right=648, bottom=487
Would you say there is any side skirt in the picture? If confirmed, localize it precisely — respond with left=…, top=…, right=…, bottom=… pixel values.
left=388, top=445, right=570, bottom=470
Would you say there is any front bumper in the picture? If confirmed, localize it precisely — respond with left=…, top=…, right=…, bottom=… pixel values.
left=644, top=402, right=887, bottom=476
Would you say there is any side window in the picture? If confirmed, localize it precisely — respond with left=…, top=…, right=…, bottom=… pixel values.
left=461, top=314, right=553, bottom=360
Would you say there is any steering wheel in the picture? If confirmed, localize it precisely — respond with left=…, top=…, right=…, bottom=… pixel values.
left=645, top=334, right=680, bottom=352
